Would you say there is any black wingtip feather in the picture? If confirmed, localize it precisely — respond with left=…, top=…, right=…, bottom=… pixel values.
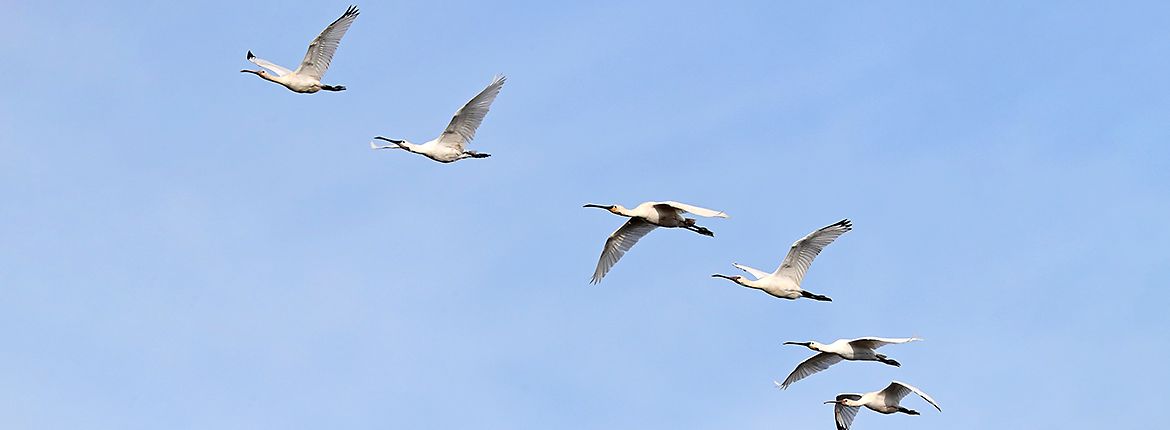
left=246, top=50, right=254, bottom=60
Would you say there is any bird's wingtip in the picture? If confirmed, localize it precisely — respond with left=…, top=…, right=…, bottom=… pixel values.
left=246, top=50, right=254, bottom=60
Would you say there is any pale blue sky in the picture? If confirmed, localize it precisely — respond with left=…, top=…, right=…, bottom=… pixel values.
left=2, top=1, right=1168, bottom=429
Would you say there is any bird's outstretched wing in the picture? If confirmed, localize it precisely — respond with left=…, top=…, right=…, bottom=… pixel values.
left=779, top=352, right=844, bottom=389
left=848, top=337, right=921, bottom=350
left=247, top=51, right=292, bottom=76
left=437, top=75, right=506, bottom=151
left=834, top=394, right=863, bottom=430
left=591, top=218, right=657, bottom=284
left=881, top=381, right=942, bottom=412
left=773, top=219, right=852, bottom=285
left=732, top=263, right=770, bottom=280
left=295, top=5, right=359, bottom=80
left=656, top=201, right=729, bottom=218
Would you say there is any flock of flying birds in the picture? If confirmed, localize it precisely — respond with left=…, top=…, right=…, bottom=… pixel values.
left=239, top=6, right=940, bottom=429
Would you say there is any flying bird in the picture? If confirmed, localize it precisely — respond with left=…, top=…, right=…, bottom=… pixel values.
left=775, top=337, right=921, bottom=389
left=585, top=201, right=728, bottom=284
left=711, top=219, right=851, bottom=301
left=826, top=381, right=941, bottom=430
left=240, top=6, right=359, bottom=93
left=371, top=75, right=506, bottom=163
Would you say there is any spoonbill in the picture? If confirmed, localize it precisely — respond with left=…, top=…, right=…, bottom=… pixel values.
left=371, top=75, right=506, bottom=163
left=585, top=201, right=728, bottom=284
left=826, top=381, right=941, bottom=430
left=774, top=337, right=921, bottom=389
left=240, top=6, right=359, bottom=93
left=711, top=219, right=851, bottom=301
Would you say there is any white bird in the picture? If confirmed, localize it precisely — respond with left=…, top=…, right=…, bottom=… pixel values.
left=240, top=6, right=359, bottom=93
left=711, top=219, right=851, bottom=301
left=371, top=75, right=506, bottom=163
left=774, top=337, right=921, bottom=389
left=584, top=201, right=729, bottom=284
left=826, top=381, right=941, bottom=430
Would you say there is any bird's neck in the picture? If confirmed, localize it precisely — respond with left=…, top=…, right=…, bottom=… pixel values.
left=257, top=73, right=283, bottom=84
left=613, top=207, right=636, bottom=218
left=737, top=278, right=761, bottom=290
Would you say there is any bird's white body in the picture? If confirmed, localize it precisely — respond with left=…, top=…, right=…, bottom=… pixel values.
left=585, top=201, right=729, bottom=284
left=829, top=381, right=941, bottom=430
left=712, top=219, right=851, bottom=301
left=731, top=269, right=806, bottom=299
left=372, top=75, right=506, bottom=163
left=811, top=337, right=918, bottom=360
left=618, top=202, right=696, bottom=227
left=776, top=337, right=920, bottom=389
left=262, top=73, right=327, bottom=93
left=241, top=6, right=359, bottom=94
left=372, top=138, right=485, bottom=163
left=244, top=71, right=325, bottom=93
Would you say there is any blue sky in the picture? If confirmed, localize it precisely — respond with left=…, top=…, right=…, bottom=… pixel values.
left=2, top=1, right=1168, bottom=428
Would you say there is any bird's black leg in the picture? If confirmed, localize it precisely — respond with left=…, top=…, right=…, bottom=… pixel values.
left=876, top=354, right=901, bottom=367
left=685, top=223, right=714, bottom=237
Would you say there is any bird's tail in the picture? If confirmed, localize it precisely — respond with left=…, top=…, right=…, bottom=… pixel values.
left=800, top=290, right=832, bottom=301
left=876, top=354, right=901, bottom=367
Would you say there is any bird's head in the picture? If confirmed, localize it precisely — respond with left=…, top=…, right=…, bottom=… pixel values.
left=240, top=69, right=267, bottom=78
left=583, top=203, right=621, bottom=214
left=711, top=273, right=746, bottom=285
left=783, top=341, right=817, bottom=351
left=373, top=136, right=409, bottom=149
left=826, top=397, right=860, bottom=407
